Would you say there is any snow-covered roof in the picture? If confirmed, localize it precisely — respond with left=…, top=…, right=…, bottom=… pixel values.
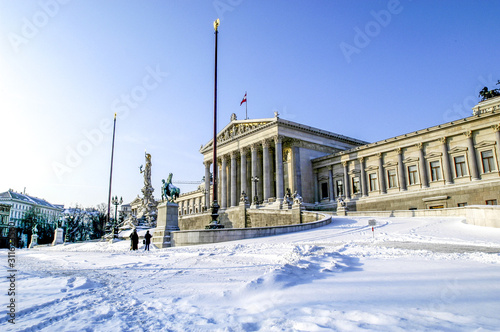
left=0, top=190, right=63, bottom=211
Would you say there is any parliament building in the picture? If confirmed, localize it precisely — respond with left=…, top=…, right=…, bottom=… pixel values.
left=175, top=96, right=500, bottom=228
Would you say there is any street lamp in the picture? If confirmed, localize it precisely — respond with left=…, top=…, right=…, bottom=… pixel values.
left=252, top=176, right=260, bottom=205
left=111, top=196, right=123, bottom=237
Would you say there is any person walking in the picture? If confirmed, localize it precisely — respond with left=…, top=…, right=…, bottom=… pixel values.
left=130, top=229, right=139, bottom=250
left=144, top=230, right=152, bottom=251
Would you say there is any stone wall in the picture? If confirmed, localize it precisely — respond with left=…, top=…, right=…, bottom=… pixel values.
left=345, top=205, right=500, bottom=228
left=346, top=179, right=500, bottom=211
left=172, top=212, right=331, bottom=247
left=179, top=205, right=306, bottom=230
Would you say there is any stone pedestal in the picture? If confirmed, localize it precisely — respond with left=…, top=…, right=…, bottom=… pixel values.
left=292, top=203, right=303, bottom=224
left=337, top=206, right=348, bottom=216
left=52, top=228, right=64, bottom=246
left=152, top=202, right=179, bottom=248
left=29, top=234, right=38, bottom=248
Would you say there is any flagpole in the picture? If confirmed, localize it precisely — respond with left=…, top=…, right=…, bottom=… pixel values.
left=209, top=19, right=221, bottom=229
left=106, top=113, right=117, bottom=235
left=245, top=91, right=248, bottom=120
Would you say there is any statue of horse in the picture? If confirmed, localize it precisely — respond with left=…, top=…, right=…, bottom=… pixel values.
left=162, top=173, right=180, bottom=202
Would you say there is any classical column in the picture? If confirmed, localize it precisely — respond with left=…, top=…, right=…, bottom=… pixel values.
left=377, top=153, right=387, bottom=194
left=439, top=137, right=453, bottom=184
left=221, top=156, right=227, bottom=209
left=342, top=161, right=350, bottom=199
left=262, top=140, right=271, bottom=202
left=397, top=148, right=407, bottom=191
left=292, top=145, right=302, bottom=195
left=251, top=143, right=259, bottom=204
left=328, top=166, right=335, bottom=201
left=494, top=124, right=500, bottom=164
left=359, top=157, right=368, bottom=197
left=240, top=147, right=248, bottom=197
left=464, top=131, right=479, bottom=180
left=230, top=152, right=237, bottom=207
left=313, top=170, right=319, bottom=204
left=204, top=161, right=211, bottom=209
left=417, top=143, right=429, bottom=188
left=274, top=136, right=284, bottom=204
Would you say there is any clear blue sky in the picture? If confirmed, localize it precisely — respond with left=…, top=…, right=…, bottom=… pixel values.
left=1, top=0, right=499, bottom=208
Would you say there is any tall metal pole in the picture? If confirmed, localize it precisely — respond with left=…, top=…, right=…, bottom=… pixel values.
left=210, top=19, right=221, bottom=227
left=106, top=113, right=117, bottom=233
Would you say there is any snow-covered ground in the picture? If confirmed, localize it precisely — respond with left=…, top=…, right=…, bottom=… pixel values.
left=2, top=216, right=500, bottom=331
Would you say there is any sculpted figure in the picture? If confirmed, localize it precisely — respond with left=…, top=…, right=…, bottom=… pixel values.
left=162, top=173, right=180, bottom=202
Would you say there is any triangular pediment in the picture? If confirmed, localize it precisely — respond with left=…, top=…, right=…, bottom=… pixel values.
left=365, top=165, right=379, bottom=171
left=448, top=146, right=468, bottom=154
left=403, top=156, right=420, bottom=164
left=384, top=161, right=399, bottom=168
left=474, top=140, right=496, bottom=149
left=425, top=151, right=443, bottom=159
left=200, top=118, right=276, bottom=153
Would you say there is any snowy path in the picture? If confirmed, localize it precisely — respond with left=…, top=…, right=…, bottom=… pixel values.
left=2, top=216, right=500, bottom=331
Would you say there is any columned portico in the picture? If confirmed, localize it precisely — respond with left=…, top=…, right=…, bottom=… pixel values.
left=292, top=145, right=302, bottom=195
left=251, top=143, right=258, bottom=205
left=465, top=131, right=480, bottom=180
left=194, top=115, right=366, bottom=216
left=274, top=135, right=284, bottom=205
left=204, top=161, right=211, bottom=209
left=221, top=157, right=227, bottom=209
left=377, top=153, right=387, bottom=194
left=230, top=152, right=238, bottom=206
left=397, top=148, right=407, bottom=191
left=328, top=166, right=334, bottom=201
left=359, top=157, right=367, bottom=197
left=342, top=161, right=350, bottom=199
left=262, top=140, right=271, bottom=202
left=417, top=143, right=429, bottom=188
left=494, top=124, right=500, bottom=162
left=240, top=148, right=248, bottom=197
left=440, top=137, right=453, bottom=184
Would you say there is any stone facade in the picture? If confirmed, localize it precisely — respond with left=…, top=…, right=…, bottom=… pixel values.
left=175, top=113, right=366, bottom=229
left=176, top=97, right=500, bottom=230
left=313, top=97, right=500, bottom=211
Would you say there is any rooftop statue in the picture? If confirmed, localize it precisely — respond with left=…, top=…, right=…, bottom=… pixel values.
left=479, top=80, right=500, bottom=101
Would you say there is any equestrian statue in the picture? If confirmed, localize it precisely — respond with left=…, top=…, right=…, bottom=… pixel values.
left=162, top=173, right=181, bottom=203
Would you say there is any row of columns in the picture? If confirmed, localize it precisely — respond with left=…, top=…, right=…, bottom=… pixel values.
left=203, top=136, right=293, bottom=210
left=318, top=127, right=500, bottom=201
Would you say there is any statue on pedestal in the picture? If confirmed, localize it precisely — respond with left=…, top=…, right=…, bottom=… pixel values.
left=122, top=151, right=158, bottom=228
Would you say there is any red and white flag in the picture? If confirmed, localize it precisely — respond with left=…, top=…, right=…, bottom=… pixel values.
left=240, top=92, right=247, bottom=106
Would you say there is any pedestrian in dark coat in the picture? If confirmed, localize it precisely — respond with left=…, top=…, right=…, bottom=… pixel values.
left=144, top=230, right=152, bottom=251
left=130, top=229, right=139, bottom=250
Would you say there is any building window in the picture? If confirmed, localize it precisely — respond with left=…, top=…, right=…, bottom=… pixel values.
left=336, top=180, right=344, bottom=197
left=369, top=173, right=378, bottom=191
left=408, top=165, right=418, bottom=185
left=486, top=199, right=497, bottom=205
left=321, top=182, right=328, bottom=199
left=352, top=177, right=360, bottom=194
left=481, top=150, right=496, bottom=173
left=430, top=161, right=442, bottom=181
left=387, top=169, right=397, bottom=188
left=457, top=202, right=467, bottom=207
left=454, top=155, right=467, bottom=178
